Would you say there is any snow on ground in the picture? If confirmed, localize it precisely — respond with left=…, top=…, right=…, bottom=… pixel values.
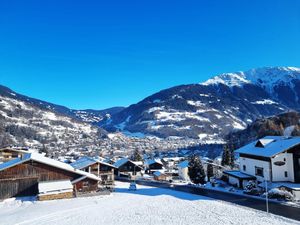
left=0, top=182, right=298, bottom=225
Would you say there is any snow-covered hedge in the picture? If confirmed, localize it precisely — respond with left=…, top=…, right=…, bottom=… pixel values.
left=267, top=188, right=294, bottom=201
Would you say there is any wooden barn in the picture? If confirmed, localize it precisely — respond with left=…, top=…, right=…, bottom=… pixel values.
left=113, top=158, right=143, bottom=177
left=71, top=156, right=116, bottom=187
left=0, top=153, right=101, bottom=200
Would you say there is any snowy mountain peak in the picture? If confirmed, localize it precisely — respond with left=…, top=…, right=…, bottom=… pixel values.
left=202, top=66, right=300, bottom=89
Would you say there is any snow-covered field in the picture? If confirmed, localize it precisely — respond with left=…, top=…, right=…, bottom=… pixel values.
left=0, top=182, right=298, bottom=225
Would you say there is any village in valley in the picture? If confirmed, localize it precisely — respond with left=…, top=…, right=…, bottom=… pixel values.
left=1, top=134, right=300, bottom=205
left=1, top=1, right=300, bottom=224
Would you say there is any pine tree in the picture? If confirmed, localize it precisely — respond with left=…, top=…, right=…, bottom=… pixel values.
left=221, top=144, right=235, bottom=169
left=188, top=155, right=206, bottom=184
left=131, top=149, right=143, bottom=161
left=221, top=145, right=230, bottom=166
left=229, top=144, right=235, bottom=168
left=39, top=144, right=49, bottom=156
left=207, top=162, right=214, bottom=182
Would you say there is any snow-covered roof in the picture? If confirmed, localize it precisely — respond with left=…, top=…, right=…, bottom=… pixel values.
left=256, top=138, right=275, bottom=147
left=70, top=156, right=116, bottom=170
left=113, top=158, right=129, bottom=168
left=132, top=161, right=143, bottom=166
left=113, top=158, right=143, bottom=169
left=0, top=153, right=101, bottom=181
left=178, top=160, right=189, bottom=168
left=223, top=171, right=256, bottom=179
left=162, top=157, right=183, bottom=162
left=39, top=180, right=73, bottom=194
left=144, top=159, right=163, bottom=166
left=71, top=156, right=96, bottom=169
left=236, top=136, right=300, bottom=158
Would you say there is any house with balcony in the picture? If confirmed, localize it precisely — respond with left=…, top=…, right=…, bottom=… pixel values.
left=71, top=156, right=116, bottom=187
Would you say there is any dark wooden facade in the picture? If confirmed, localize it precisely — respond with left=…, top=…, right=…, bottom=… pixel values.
left=81, top=162, right=115, bottom=186
left=148, top=162, right=163, bottom=170
left=0, top=160, right=98, bottom=199
left=115, top=161, right=142, bottom=176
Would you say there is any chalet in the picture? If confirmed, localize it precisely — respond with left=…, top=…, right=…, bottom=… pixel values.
left=0, top=153, right=101, bottom=200
left=71, top=156, right=116, bottom=187
left=236, top=136, right=300, bottom=182
left=153, top=171, right=171, bottom=181
left=144, top=159, right=164, bottom=174
left=225, top=136, right=300, bottom=191
left=113, top=158, right=143, bottom=177
left=162, top=157, right=183, bottom=172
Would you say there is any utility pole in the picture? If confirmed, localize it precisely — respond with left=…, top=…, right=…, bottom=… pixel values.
left=265, top=178, right=269, bottom=213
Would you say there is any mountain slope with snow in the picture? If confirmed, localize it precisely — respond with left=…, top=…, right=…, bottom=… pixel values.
left=0, top=85, right=108, bottom=155
left=101, top=67, right=300, bottom=141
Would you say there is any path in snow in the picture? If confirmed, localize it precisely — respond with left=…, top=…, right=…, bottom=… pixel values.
left=0, top=182, right=298, bottom=225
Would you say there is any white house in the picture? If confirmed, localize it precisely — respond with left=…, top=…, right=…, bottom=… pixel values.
left=235, top=136, right=300, bottom=184
left=178, top=160, right=190, bottom=181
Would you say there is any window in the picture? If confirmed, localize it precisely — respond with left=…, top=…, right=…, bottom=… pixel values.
left=285, top=171, right=288, bottom=177
left=255, top=167, right=264, bottom=177
left=243, top=165, right=246, bottom=171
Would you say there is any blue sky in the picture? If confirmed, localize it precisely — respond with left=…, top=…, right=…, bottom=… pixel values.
left=0, top=0, right=299, bottom=109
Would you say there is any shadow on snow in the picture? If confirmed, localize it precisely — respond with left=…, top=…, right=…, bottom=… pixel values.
left=115, top=186, right=212, bottom=201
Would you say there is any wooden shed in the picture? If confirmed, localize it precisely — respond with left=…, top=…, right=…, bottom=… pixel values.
left=0, top=153, right=101, bottom=200
left=38, top=180, right=73, bottom=201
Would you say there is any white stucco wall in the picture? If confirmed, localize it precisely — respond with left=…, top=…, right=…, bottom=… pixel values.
left=228, top=176, right=240, bottom=187
left=271, top=153, right=294, bottom=182
left=178, top=167, right=190, bottom=181
left=239, top=157, right=271, bottom=182
left=293, top=190, right=300, bottom=201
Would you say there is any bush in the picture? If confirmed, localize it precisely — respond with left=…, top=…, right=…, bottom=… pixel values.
left=267, top=188, right=294, bottom=201
left=243, top=181, right=261, bottom=196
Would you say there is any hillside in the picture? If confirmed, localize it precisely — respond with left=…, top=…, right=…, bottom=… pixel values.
left=227, top=111, right=300, bottom=148
left=0, top=85, right=108, bottom=155
left=101, top=67, right=300, bottom=142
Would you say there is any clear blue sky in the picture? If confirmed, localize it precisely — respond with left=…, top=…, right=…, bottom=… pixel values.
left=0, top=0, right=299, bottom=109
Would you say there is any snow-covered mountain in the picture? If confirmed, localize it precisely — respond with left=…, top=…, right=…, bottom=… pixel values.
left=203, top=67, right=300, bottom=108
left=0, top=85, right=207, bottom=158
left=0, top=84, right=124, bottom=125
left=101, top=67, right=300, bottom=142
left=0, top=85, right=109, bottom=155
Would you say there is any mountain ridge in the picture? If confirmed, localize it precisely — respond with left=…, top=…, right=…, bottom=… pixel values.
left=101, top=66, right=300, bottom=141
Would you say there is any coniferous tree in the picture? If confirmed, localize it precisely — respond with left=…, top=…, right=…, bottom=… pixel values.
left=229, top=144, right=235, bottom=168
left=221, top=145, right=230, bottom=166
left=221, top=144, right=235, bottom=169
left=207, top=161, right=214, bottom=181
left=131, top=149, right=143, bottom=161
left=188, top=155, right=206, bottom=184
